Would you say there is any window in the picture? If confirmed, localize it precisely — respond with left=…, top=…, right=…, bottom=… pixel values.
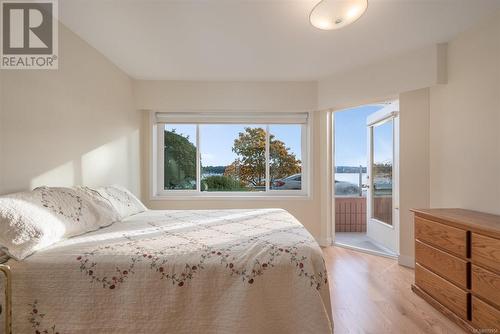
left=152, top=112, right=309, bottom=197
left=371, top=118, right=393, bottom=225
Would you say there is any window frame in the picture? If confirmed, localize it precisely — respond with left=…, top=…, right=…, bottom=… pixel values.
left=150, top=112, right=312, bottom=200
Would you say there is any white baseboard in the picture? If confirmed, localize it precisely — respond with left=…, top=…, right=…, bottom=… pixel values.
left=317, top=236, right=333, bottom=247
left=398, top=255, right=415, bottom=268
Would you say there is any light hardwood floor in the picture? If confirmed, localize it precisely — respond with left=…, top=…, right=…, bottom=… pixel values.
left=323, top=246, right=467, bottom=334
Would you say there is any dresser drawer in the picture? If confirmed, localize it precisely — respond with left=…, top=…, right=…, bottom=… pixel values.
left=415, top=217, right=467, bottom=258
left=415, top=240, right=467, bottom=289
left=471, top=233, right=500, bottom=273
left=472, top=264, right=500, bottom=308
left=471, top=296, right=500, bottom=330
left=415, top=264, right=468, bottom=319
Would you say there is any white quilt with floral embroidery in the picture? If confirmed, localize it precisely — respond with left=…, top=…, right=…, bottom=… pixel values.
left=6, top=209, right=333, bottom=334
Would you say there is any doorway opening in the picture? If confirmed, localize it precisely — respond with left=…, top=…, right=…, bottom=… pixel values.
left=333, top=101, right=399, bottom=258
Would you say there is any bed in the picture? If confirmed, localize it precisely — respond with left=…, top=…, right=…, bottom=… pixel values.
left=3, top=208, right=333, bottom=333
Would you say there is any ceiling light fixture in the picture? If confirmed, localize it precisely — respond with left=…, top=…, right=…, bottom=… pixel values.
left=309, top=0, right=368, bottom=30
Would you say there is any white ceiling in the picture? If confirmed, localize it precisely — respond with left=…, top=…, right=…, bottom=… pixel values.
left=59, top=0, right=500, bottom=81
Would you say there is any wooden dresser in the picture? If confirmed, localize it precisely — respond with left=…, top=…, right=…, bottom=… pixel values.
left=411, top=209, right=500, bottom=332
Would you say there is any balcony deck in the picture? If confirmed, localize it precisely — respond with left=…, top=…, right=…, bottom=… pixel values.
left=334, top=196, right=396, bottom=257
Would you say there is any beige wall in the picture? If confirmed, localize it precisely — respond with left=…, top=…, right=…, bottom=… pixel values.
left=399, top=88, right=430, bottom=267
left=0, top=70, right=3, bottom=193
left=134, top=80, right=318, bottom=111
left=429, top=12, right=500, bottom=214
left=318, top=45, right=445, bottom=110
left=136, top=80, right=332, bottom=244
left=392, top=12, right=500, bottom=267
left=0, top=24, right=141, bottom=195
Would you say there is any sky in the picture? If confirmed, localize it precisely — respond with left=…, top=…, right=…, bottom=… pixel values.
left=334, top=105, right=392, bottom=167
left=373, top=120, right=394, bottom=166
left=165, top=124, right=302, bottom=166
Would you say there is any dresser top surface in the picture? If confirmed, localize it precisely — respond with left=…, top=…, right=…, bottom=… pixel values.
left=411, top=208, right=500, bottom=236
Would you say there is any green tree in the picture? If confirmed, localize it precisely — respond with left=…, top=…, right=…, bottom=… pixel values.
left=202, top=175, right=245, bottom=191
left=224, top=127, right=301, bottom=187
left=164, top=129, right=196, bottom=189
left=373, top=162, right=392, bottom=179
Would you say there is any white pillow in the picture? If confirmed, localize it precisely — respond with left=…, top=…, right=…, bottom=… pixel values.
left=94, top=185, right=147, bottom=220
left=0, top=187, right=119, bottom=260
left=35, top=186, right=120, bottom=232
left=75, top=186, right=121, bottom=227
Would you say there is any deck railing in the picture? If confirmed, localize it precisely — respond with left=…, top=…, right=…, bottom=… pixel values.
left=372, top=196, right=392, bottom=226
left=335, top=196, right=393, bottom=232
left=335, top=197, right=366, bottom=232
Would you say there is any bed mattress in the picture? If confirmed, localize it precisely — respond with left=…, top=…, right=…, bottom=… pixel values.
left=5, top=208, right=333, bottom=333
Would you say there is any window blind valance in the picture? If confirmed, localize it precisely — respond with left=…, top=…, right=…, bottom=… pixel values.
left=154, top=112, right=309, bottom=124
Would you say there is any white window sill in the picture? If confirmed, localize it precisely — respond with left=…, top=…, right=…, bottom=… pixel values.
left=150, top=193, right=311, bottom=201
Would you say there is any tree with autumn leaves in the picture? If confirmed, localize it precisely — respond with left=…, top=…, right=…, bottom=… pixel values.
left=224, top=127, right=301, bottom=187
left=165, top=127, right=301, bottom=191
